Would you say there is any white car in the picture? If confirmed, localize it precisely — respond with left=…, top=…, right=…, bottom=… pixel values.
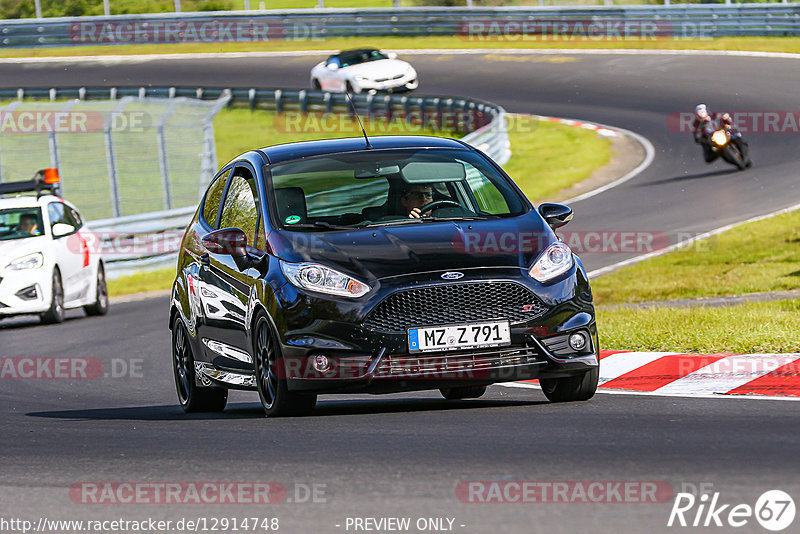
left=0, top=170, right=107, bottom=324
left=310, top=48, right=419, bottom=94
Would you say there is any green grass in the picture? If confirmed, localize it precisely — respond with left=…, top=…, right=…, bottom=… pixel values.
left=4, top=36, right=800, bottom=59
left=108, top=267, right=176, bottom=296
left=592, top=209, right=800, bottom=305
left=597, top=299, right=800, bottom=354
left=503, top=115, right=611, bottom=200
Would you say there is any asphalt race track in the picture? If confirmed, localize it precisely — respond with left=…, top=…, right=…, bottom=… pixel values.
left=2, top=51, right=800, bottom=533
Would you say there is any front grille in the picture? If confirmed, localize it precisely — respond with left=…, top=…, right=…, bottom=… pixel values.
left=375, top=346, right=544, bottom=378
left=363, top=281, right=548, bottom=333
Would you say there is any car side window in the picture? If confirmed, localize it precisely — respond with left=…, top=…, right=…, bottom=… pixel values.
left=327, top=56, right=340, bottom=68
left=202, top=170, right=230, bottom=229
left=47, top=202, right=68, bottom=227
left=218, top=167, right=260, bottom=249
left=65, top=206, right=83, bottom=230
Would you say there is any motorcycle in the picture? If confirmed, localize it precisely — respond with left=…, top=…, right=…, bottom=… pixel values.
left=698, top=121, right=751, bottom=171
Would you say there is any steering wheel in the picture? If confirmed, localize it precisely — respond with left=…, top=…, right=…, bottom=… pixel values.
left=418, top=200, right=464, bottom=214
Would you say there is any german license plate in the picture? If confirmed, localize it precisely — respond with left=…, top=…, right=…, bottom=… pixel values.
left=408, top=321, right=511, bottom=353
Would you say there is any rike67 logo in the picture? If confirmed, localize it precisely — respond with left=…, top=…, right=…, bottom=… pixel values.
left=668, top=489, right=795, bottom=531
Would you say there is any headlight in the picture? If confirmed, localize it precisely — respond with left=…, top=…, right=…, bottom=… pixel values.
left=711, top=130, right=728, bottom=146
left=6, top=252, right=44, bottom=271
left=281, top=261, right=370, bottom=298
left=529, top=242, right=573, bottom=282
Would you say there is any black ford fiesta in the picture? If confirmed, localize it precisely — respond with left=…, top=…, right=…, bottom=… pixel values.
left=169, top=135, right=599, bottom=416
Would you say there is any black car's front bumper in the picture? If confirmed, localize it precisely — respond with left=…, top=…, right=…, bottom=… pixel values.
left=270, top=267, right=599, bottom=394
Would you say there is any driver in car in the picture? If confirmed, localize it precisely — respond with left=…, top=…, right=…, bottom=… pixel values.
left=17, top=213, right=40, bottom=235
left=400, top=183, right=435, bottom=219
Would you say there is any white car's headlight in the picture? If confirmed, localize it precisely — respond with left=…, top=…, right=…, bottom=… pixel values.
left=529, top=242, right=573, bottom=282
left=281, top=261, right=370, bottom=298
left=6, top=252, right=44, bottom=271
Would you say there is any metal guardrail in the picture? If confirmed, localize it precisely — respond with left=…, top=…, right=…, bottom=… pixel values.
left=1, top=4, right=800, bottom=46
left=0, top=86, right=509, bottom=275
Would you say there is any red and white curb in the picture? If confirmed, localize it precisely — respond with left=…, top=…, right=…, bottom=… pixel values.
left=505, top=350, right=800, bottom=400
left=525, top=114, right=622, bottom=138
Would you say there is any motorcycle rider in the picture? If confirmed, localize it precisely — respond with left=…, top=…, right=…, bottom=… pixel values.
left=692, top=103, right=750, bottom=166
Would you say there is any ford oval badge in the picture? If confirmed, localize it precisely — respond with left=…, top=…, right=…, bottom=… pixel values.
left=441, top=272, right=464, bottom=280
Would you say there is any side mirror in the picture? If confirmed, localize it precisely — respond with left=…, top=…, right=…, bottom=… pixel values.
left=538, top=203, right=573, bottom=230
left=202, top=227, right=247, bottom=257
left=52, top=223, right=76, bottom=237
left=387, top=51, right=398, bottom=60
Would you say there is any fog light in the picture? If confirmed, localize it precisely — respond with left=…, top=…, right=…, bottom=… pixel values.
left=15, top=284, right=38, bottom=301
left=312, top=354, right=330, bottom=373
left=569, top=332, right=587, bottom=351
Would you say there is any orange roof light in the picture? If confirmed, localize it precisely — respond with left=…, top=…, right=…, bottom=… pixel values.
left=43, top=168, right=60, bottom=184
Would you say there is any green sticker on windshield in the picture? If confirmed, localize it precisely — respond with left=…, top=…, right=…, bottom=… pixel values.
left=285, top=215, right=301, bottom=225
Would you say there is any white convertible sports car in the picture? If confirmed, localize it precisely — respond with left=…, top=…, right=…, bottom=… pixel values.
left=310, top=48, right=419, bottom=94
left=0, top=169, right=108, bottom=324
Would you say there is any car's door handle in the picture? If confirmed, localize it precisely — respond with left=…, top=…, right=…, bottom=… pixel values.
left=200, top=253, right=210, bottom=267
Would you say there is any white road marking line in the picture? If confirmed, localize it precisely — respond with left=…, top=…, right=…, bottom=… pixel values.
left=500, top=381, right=800, bottom=401
left=588, top=200, right=800, bottom=278
left=4, top=47, right=800, bottom=65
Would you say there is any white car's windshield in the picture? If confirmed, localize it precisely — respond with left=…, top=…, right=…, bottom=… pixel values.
left=267, top=148, right=527, bottom=231
left=0, top=207, right=45, bottom=241
left=338, top=49, right=389, bottom=68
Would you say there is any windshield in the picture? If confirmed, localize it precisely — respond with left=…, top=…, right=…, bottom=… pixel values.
left=267, top=148, right=527, bottom=231
left=338, top=49, right=388, bottom=68
left=0, top=207, right=45, bottom=241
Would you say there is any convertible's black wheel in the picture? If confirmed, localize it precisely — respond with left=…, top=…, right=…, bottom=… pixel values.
left=172, top=316, right=227, bottom=413
left=83, top=263, right=109, bottom=316
left=540, top=367, right=599, bottom=403
left=312, top=78, right=321, bottom=90
left=40, top=268, right=65, bottom=324
left=254, top=315, right=316, bottom=417
left=440, top=385, right=487, bottom=400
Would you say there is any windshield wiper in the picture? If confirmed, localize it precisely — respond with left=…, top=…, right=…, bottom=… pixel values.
left=360, top=218, right=426, bottom=228
left=286, top=221, right=355, bottom=231
left=420, top=214, right=501, bottom=222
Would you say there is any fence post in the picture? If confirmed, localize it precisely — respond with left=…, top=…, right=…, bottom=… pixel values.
left=49, top=101, right=76, bottom=176
left=157, top=100, right=181, bottom=210
left=103, top=0, right=110, bottom=16
left=105, top=97, right=132, bottom=218
left=174, top=0, right=181, bottom=13
left=34, top=0, right=42, bottom=18
left=199, top=92, right=232, bottom=200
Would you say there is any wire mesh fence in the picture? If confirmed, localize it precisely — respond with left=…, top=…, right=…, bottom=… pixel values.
left=0, top=96, right=228, bottom=220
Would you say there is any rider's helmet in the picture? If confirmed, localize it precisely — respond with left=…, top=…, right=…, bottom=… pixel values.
left=695, top=103, right=709, bottom=120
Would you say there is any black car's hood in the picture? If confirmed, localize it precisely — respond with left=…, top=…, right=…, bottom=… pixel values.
left=268, top=211, right=555, bottom=281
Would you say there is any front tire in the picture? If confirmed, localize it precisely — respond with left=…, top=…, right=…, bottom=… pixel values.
left=540, top=367, right=599, bottom=403
left=83, top=263, right=109, bottom=316
left=312, top=78, right=321, bottom=90
left=172, top=316, right=228, bottom=413
left=41, top=268, right=65, bottom=324
left=440, top=385, right=487, bottom=400
left=254, top=315, right=316, bottom=417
